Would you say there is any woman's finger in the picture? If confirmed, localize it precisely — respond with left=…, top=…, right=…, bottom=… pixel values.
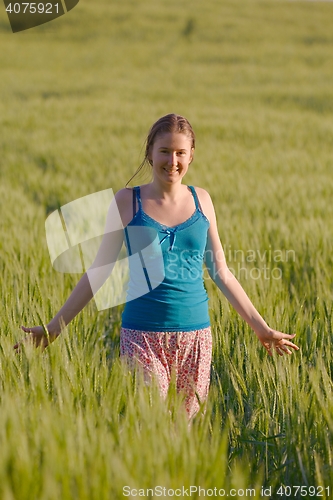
left=278, top=345, right=292, bottom=355
left=272, top=331, right=296, bottom=340
left=279, top=340, right=299, bottom=351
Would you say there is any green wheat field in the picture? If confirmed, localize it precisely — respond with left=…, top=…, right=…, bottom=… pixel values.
left=1, top=0, right=333, bottom=498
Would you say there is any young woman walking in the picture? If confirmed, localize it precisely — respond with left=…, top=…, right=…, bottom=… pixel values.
left=18, top=114, right=299, bottom=419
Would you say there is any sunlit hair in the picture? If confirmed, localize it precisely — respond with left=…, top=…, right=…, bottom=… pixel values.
left=125, top=114, right=195, bottom=188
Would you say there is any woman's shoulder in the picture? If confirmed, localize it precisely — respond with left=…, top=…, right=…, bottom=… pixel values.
left=191, top=185, right=211, bottom=198
left=115, top=187, right=133, bottom=201
left=191, top=186, right=215, bottom=222
left=191, top=186, right=213, bottom=206
left=115, top=184, right=148, bottom=200
left=113, top=187, right=136, bottom=227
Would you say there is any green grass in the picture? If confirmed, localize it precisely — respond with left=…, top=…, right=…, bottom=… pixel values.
left=1, top=0, right=333, bottom=498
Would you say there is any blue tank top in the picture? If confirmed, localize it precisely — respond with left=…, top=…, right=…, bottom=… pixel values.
left=121, top=185, right=210, bottom=332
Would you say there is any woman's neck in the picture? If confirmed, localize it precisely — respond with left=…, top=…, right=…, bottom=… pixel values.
left=147, top=180, right=186, bottom=202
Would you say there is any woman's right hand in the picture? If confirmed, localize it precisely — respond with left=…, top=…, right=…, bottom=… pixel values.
left=14, top=325, right=60, bottom=352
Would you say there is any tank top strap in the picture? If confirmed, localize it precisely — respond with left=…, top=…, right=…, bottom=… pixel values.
left=132, top=186, right=142, bottom=216
left=188, top=185, right=200, bottom=211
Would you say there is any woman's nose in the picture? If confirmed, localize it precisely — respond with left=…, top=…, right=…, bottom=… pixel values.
left=168, top=153, right=178, bottom=166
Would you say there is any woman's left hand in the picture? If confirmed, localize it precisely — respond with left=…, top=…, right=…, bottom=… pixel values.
left=255, top=329, right=299, bottom=356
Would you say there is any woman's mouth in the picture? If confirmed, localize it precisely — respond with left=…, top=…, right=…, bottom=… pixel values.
left=164, top=168, right=179, bottom=173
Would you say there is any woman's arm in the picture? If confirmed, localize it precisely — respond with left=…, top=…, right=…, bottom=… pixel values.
left=16, top=193, right=125, bottom=350
left=197, top=188, right=299, bottom=356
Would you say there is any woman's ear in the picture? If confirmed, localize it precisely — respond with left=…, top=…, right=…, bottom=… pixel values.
left=147, top=147, right=153, bottom=165
left=189, top=148, right=194, bottom=164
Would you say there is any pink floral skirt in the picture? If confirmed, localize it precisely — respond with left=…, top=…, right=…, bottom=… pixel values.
left=120, top=326, right=212, bottom=420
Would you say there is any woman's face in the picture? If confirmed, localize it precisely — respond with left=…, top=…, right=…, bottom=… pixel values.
left=148, top=132, right=194, bottom=185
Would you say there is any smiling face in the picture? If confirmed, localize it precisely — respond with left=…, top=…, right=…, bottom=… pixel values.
left=148, top=132, right=194, bottom=185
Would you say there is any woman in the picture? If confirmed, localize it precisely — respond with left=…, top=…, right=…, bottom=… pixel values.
left=18, top=114, right=299, bottom=419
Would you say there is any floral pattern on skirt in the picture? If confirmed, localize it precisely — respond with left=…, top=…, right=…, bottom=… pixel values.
left=120, top=326, right=212, bottom=420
